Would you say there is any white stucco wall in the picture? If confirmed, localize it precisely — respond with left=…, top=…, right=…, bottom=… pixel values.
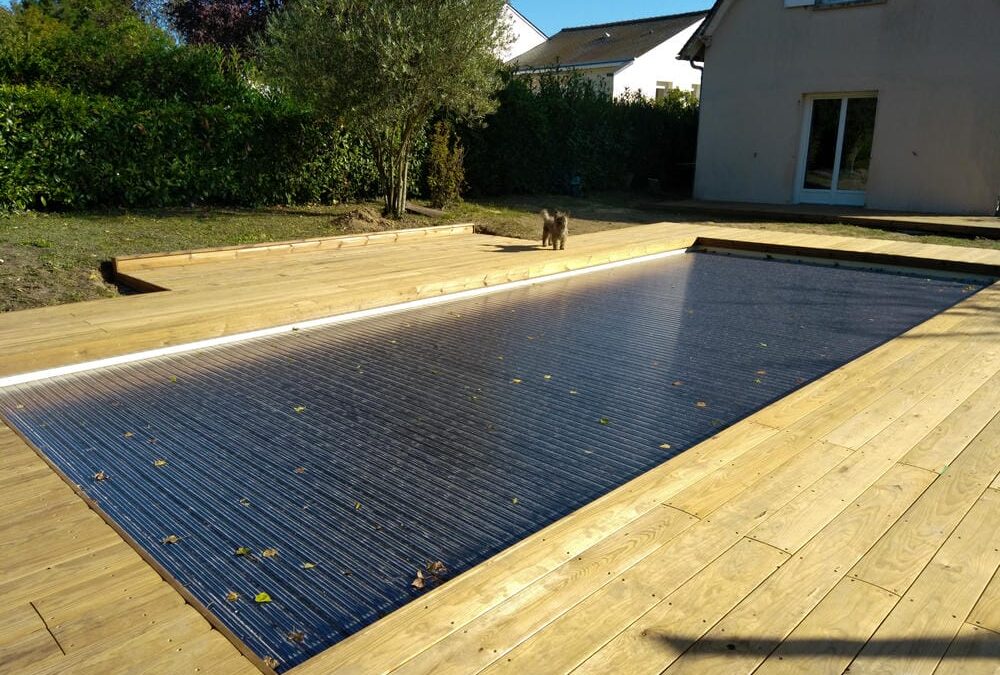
left=502, top=4, right=547, bottom=62
left=693, top=0, right=1000, bottom=214
left=612, top=20, right=704, bottom=99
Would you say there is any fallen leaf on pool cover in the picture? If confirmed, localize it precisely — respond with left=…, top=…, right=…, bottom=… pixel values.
left=123, top=431, right=134, bottom=438
left=511, top=497, right=519, bottom=505
left=225, top=591, right=240, bottom=602
left=427, top=560, right=447, bottom=576
left=255, top=592, right=272, bottom=604
left=93, top=471, right=108, bottom=482
left=543, top=374, right=552, bottom=380
left=672, top=380, right=684, bottom=387
left=263, top=656, right=279, bottom=668
left=511, top=378, right=522, bottom=384
left=153, top=459, right=167, bottom=467
left=262, top=548, right=278, bottom=558
left=294, top=467, right=306, bottom=474
left=599, top=417, right=611, bottom=425
left=696, top=401, right=708, bottom=408
left=235, top=547, right=252, bottom=556
left=239, top=498, right=251, bottom=507
left=411, top=570, right=425, bottom=589
left=293, top=405, right=306, bottom=413
left=354, top=501, right=362, bottom=511
left=162, top=535, right=180, bottom=544
left=756, top=370, right=767, bottom=376
left=759, top=343, right=768, bottom=348
left=169, top=375, right=178, bottom=383
left=301, top=562, right=317, bottom=569
left=659, top=443, right=672, bottom=450
left=287, top=630, right=305, bottom=644
left=569, top=390, right=578, bottom=395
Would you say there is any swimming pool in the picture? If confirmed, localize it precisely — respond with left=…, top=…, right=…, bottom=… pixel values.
left=0, top=250, right=987, bottom=670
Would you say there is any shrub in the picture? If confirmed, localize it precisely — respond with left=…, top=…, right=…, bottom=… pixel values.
left=426, top=121, right=466, bottom=209
left=461, top=72, right=700, bottom=197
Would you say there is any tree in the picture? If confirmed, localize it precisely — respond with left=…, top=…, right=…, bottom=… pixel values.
left=166, top=0, right=281, bottom=53
left=262, top=0, right=509, bottom=218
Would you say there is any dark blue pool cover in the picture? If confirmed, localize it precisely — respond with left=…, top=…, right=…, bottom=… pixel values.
left=0, top=251, right=986, bottom=670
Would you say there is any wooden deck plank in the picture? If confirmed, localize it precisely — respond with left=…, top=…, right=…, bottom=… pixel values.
left=933, top=624, right=1000, bottom=675
left=751, top=346, right=1000, bottom=554
left=847, top=489, right=1000, bottom=675
left=389, top=505, right=698, bottom=675
left=968, top=569, right=1000, bottom=634
left=0, top=604, right=64, bottom=675
left=573, top=539, right=788, bottom=674
left=661, top=464, right=935, bottom=675
left=753, top=578, right=900, bottom=675
left=849, top=413, right=1000, bottom=595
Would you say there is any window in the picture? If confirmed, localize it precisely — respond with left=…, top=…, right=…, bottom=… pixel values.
left=655, top=81, right=673, bottom=101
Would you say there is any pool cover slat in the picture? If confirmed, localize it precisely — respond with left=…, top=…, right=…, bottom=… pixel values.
left=0, top=251, right=986, bottom=670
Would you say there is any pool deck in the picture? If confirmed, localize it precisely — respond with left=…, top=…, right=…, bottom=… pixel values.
left=1, top=222, right=999, bottom=674
left=659, top=200, right=1000, bottom=240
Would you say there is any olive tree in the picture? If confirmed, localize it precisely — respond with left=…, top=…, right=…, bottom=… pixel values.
left=263, top=0, right=509, bottom=217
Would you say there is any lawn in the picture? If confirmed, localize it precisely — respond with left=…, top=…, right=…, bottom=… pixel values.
left=2, top=194, right=998, bottom=312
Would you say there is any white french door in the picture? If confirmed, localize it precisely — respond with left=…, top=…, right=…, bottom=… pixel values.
left=795, top=94, right=878, bottom=206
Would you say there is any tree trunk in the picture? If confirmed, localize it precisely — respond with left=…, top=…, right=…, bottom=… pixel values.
left=385, top=146, right=409, bottom=219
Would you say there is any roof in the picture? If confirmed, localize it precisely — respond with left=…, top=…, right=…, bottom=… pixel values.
left=513, top=10, right=709, bottom=71
left=679, top=0, right=729, bottom=62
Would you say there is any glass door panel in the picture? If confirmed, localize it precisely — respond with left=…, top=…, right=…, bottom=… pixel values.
left=837, top=97, right=878, bottom=192
left=803, top=98, right=842, bottom=190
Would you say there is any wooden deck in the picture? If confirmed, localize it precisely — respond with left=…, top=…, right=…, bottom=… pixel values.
left=1, top=222, right=999, bottom=674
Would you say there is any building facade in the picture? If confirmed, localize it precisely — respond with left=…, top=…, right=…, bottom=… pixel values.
left=681, top=0, right=1000, bottom=215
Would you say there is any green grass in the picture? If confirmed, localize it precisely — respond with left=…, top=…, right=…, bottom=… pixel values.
left=3, top=194, right=997, bottom=312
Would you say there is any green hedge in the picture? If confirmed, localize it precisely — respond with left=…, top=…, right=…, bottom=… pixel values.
left=0, top=83, right=380, bottom=210
left=461, top=73, right=700, bottom=196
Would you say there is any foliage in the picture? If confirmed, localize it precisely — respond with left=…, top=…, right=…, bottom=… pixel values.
left=426, top=121, right=465, bottom=209
left=166, top=0, right=282, bottom=54
left=461, top=72, right=700, bottom=196
left=0, top=0, right=380, bottom=210
left=262, top=0, right=510, bottom=218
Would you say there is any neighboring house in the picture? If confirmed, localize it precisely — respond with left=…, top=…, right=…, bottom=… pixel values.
left=511, top=11, right=708, bottom=100
left=501, top=3, right=547, bottom=63
left=680, top=0, right=1000, bottom=215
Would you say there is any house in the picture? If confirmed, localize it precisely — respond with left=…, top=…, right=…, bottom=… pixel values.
left=501, top=3, right=547, bottom=62
left=680, top=0, right=1000, bottom=215
left=511, top=11, right=708, bottom=100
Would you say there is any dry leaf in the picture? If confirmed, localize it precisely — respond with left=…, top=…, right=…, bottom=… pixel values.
left=287, top=630, right=305, bottom=644
left=427, top=560, right=447, bottom=576
left=696, top=401, right=708, bottom=408
left=169, top=375, right=178, bottom=383
left=293, top=405, right=306, bottom=413
left=411, top=570, right=425, bottom=589
left=153, top=459, right=167, bottom=467
left=756, top=370, right=767, bottom=376
left=162, top=535, right=180, bottom=544
left=354, top=501, right=362, bottom=511
left=294, top=467, right=306, bottom=474
left=672, top=380, right=684, bottom=387
left=511, top=378, right=522, bottom=384
left=235, top=546, right=252, bottom=556
left=301, top=562, right=317, bottom=570
left=239, top=498, right=251, bottom=507
left=263, top=656, right=279, bottom=669
left=659, top=443, right=672, bottom=450
left=93, top=471, right=108, bottom=482
left=225, top=591, right=240, bottom=602
left=543, top=374, right=552, bottom=380
left=569, top=389, right=578, bottom=395
left=255, top=592, right=272, bottom=604
left=123, top=431, right=134, bottom=438
left=262, top=548, right=278, bottom=558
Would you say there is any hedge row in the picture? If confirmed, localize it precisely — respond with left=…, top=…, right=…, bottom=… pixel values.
left=0, top=83, right=381, bottom=210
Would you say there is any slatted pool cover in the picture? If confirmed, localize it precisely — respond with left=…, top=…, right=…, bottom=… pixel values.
left=0, top=251, right=986, bottom=669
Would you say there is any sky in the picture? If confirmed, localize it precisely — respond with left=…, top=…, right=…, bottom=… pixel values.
left=510, top=0, right=713, bottom=36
